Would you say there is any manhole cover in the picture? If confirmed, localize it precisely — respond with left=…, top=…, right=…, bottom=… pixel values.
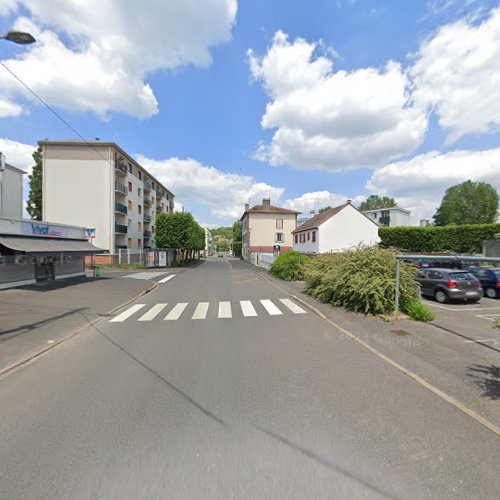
left=391, top=329, right=411, bottom=336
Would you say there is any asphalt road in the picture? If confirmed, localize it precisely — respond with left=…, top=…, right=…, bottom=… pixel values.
left=1, top=258, right=499, bottom=499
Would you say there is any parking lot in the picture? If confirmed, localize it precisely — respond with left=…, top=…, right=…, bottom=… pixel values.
left=423, top=296, right=500, bottom=347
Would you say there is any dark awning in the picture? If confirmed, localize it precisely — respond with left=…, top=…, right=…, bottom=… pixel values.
left=0, top=236, right=103, bottom=255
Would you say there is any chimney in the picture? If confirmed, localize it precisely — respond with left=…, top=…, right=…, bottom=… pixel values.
left=347, top=199, right=352, bottom=204
left=245, top=203, right=249, bottom=211
left=262, top=198, right=271, bottom=207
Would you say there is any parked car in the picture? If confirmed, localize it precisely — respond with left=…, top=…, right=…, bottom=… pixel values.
left=414, top=268, right=483, bottom=303
left=467, top=267, right=500, bottom=299
left=218, top=252, right=224, bottom=257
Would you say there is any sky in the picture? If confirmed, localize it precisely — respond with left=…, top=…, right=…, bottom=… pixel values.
left=1, top=0, right=500, bottom=228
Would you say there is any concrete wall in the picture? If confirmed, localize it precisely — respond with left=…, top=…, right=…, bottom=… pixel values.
left=0, top=165, right=23, bottom=219
left=247, top=212, right=297, bottom=248
left=484, top=240, right=500, bottom=257
left=43, top=144, right=113, bottom=252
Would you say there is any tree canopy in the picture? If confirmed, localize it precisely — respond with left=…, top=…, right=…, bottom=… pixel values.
left=319, top=206, right=332, bottom=213
left=359, top=195, right=397, bottom=212
left=433, top=180, right=499, bottom=226
left=27, top=144, right=43, bottom=221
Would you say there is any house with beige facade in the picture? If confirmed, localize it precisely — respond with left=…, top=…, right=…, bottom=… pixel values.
left=293, top=201, right=379, bottom=254
left=240, top=198, right=300, bottom=263
left=0, top=153, right=24, bottom=219
left=41, top=139, right=174, bottom=254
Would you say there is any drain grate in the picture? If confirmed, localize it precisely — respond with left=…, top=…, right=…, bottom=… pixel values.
left=391, top=329, right=411, bottom=336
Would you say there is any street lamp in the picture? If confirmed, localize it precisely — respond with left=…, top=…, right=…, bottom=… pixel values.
left=0, top=30, right=36, bottom=45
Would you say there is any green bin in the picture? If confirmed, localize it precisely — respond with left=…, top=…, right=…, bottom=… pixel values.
left=95, top=266, right=101, bottom=278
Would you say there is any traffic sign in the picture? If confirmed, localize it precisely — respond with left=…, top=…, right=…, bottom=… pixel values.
left=273, top=245, right=281, bottom=251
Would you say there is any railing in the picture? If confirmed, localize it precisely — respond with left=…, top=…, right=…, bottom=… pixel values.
left=115, top=223, right=128, bottom=234
left=144, top=181, right=152, bottom=192
left=143, top=214, right=151, bottom=223
left=143, top=197, right=151, bottom=207
left=144, top=230, right=152, bottom=238
left=156, top=189, right=163, bottom=198
left=114, top=180, right=127, bottom=195
left=115, top=202, right=128, bottom=214
left=115, top=159, right=127, bottom=175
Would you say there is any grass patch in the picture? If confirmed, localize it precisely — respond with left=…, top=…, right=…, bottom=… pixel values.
left=400, top=296, right=435, bottom=322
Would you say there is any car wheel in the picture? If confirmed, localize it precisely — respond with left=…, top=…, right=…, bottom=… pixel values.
left=485, top=287, right=498, bottom=299
left=435, top=289, right=449, bottom=304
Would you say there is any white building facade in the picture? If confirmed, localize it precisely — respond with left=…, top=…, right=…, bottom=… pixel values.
left=41, top=140, right=175, bottom=254
left=293, top=202, right=379, bottom=254
left=0, top=155, right=24, bottom=219
left=361, top=206, right=411, bottom=227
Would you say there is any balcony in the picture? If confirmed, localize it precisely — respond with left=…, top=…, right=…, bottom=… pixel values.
left=143, top=214, right=151, bottom=223
left=156, top=189, right=162, bottom=198
left=144, top=230, right=152, bottom=238
left=143, top=197, right=151, bottom=207
left=144, top=181, right=152, bottom=192
left=115, top=223, right=127, bottom=234
left=114, top=180, right=127, bottom=196
left=115, top=159, right=127, bottom=176
left=156, top=205, right=162, bottom=212
left=115, top=202, right=128, bottom=215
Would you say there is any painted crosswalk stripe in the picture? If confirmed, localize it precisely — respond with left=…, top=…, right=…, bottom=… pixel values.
left=218, top=301, right=232, bottom=319
left=164, top=302, right=188, bottom=320
left=279, top=298, right=306, bottom=314
left=138, top=303, right=168, bottom=321
left=158, top=274, right=176, bottom=284
left=260, top=299, right=283, bottom=316
left=240, top=300, right=257, bottom=317
left=110, top=304, right=146, bottom=322
left=192, top=302, right=209, bottom=320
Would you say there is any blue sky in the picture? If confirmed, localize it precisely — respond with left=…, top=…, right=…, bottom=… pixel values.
left=1, top=0, right=500, bottom=227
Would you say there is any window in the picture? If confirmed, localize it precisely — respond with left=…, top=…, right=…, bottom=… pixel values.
left=138, top=205, right=142, bottom=215
left=295, top=234, right=298, bottom=244
left=128, top=181, right=132, bottom=192
left=128, top=163, right=132, bottom=173
left=275, top=233, right=284, bottom=243
left=307, top=232, right=310, bottom=241
left=312, top=231, right=316, bottom=242
left=276, top=218, right=283, bottom=229
left=138, top=171, right=142, bottom=181
left=128, top=238, right=132, bottom=248
left=138, top=222, right=142, bottom=232
left=152, top=225, right=155, bottom=234
left=138, top=239, right=142, bottom=248
left=152, top=182, right=155, bottom=189
left=138, top=187, right=141, bottom=197
left=128, top=200, right=132, bottom=211
left=127, top=219, right=131, bottom=228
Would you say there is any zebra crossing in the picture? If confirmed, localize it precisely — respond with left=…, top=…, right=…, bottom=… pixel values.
left=122, top=272, right=176, bottom=283
left=109, top=298, right=307, bottom=323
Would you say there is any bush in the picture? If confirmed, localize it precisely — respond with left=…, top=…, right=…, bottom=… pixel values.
left=379, top=224, right=500, bottom=254
left=304, top=246, right=418, bottom=315
left=400, top=296, right=435, bottom=322
left=233, top=241, right=242, bottom=257
left=270, top=251, right=309, bottom=281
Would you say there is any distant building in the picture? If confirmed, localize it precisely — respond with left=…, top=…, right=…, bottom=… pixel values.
left=293, top=201, right=379, bottom=254
left=361, top=206, right=411, bottom=227
left=41, top=139, right=175, bottom=254
left=0, top=153, right=24, bottom=219
left=240, top=198, right=300, bottom=263
left=420, top=219, right=431, bottom=227
left=205, top=228, right=215, bottom=256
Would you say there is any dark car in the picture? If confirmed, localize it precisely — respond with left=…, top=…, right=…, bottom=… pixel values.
left=467, top=267, right=500, bottom=299
left=415, top=268, right=483, bottom=304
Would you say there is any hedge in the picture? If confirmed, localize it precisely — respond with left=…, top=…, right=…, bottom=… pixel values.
left=270, top=251, right=309, bottom=281
left=379, top=224, right=500, bottom=253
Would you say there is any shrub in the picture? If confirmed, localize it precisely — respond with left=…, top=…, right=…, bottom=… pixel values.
left=400, top=296, right=435, bottom=322
left=304, top=246, right=418, bottom=315
left=379, top=224, right=500, bottom=254
left=270, top=251, right=309, bottom=281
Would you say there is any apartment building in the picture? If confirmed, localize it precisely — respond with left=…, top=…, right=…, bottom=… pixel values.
left=361, top=206, right=411, bottom=227
left=41, top=140, right=175, bottom=253
left=241, top=198, right=299, bottom=262
left=0, top=153, right=24, bottom=219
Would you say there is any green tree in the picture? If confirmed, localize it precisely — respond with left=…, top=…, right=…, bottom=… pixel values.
left=216, top=241, right=229, bottom=252
left=319, top=206, right=332, bottom=213
left=433, top=180, right=499, bottom=226
left=155, top=212, right=195, bottom=262
left=26, top=144, right=43, bottom=220
left=359, top=195, right=396, bottom=212
left=232, top=220, right=242, bottom=241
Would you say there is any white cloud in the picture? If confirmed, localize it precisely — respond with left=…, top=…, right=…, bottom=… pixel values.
left=0, top=97, right=23, bottom=117
left=0, top=137, right=34, bottom=170
left=1, top=0, right=237, bottom=118
left=282, top=190, right=364, bottom=214
left=412, top=7, right=500, bottom=141
left=0, top=0, right=18, bottom=16
left=137, top=156, right=284, bottom=221
left=248, top=31, right=428, bottom=172
left=366, top=148, right=500, bottom=222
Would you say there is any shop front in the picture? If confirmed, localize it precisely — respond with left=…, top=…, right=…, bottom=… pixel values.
left=0, top=217, right=101, bottom=290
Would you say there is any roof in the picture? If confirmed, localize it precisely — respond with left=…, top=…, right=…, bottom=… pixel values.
left=5, top=163, right=26, bottom=174
left=240, top=204, right=300, bottom=220
left=292, top=203, right=349, bottom=233
left=292, top=202, right=380, bottom=233
left=39, top=139, right=174, bottom=198
left=0, top=235, right=102, bottom=255
left=362, top=206, right=411, bottom=215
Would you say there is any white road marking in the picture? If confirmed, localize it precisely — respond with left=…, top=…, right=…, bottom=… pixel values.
left=164, top=303, right=188, bottom=321
left=260, top=299, right=283, bottom=316
left=123, top=272, right=168, bottom=280
left=279, top=298, right=306, bottom=314
left=218, top=301, right=232, bottom=318
left=110, top=304, right=146, bottom=322
left=158, top=274, right=176, bottom=284
left=476, top=314, right=500, bottom=322
left=192, top=302, right=209, bottom=320
left=426, top=301, right=500, bottom=312
left=138, top=303, right=168, bottom=321
left=240, top=300, right=257, bottom=317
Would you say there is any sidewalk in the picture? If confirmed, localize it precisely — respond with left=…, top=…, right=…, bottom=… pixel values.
left=248, top=264, right=500, bottom=429
left=0, top=275, right=155, bottom=375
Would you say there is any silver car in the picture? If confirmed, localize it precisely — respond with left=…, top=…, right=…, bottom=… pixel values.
left=415, top=268, right=483, bottom=304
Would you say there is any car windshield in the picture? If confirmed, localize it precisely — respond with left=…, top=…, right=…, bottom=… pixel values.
left=493, top=271, right=500, bottom=280
left=448, top=272, right=475, bottom=280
